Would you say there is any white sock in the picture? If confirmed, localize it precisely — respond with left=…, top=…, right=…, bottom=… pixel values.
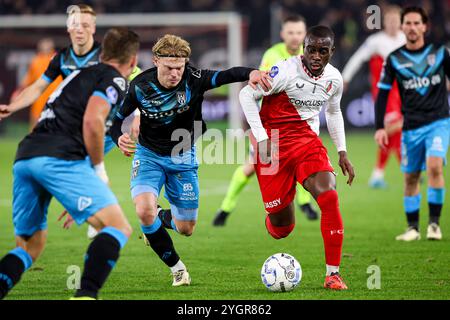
left=170, top=260, right=186, bottom=273
left=326, top=265, right=339, bottom=276
left=371, top=168, right=385, bottom=180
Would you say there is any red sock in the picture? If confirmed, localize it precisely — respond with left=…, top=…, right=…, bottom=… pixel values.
left=265, top=215, right=294, bottom=239
left=376, top=146, right=389, bottom=170
left=317, top=190, right=344, bottom=266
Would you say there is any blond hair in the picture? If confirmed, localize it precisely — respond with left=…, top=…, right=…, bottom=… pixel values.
left=67, top=4, right=97, bottom=18
left=384, top=5, right=402, bottom=15
left=152, top=34, right=191, bottom=59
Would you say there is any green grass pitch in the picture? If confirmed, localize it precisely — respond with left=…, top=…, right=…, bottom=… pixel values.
left=1, top=128, right=449, bottom=300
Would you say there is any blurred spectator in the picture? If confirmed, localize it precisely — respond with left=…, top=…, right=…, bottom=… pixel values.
left=10, top=38, right=62, bottom=129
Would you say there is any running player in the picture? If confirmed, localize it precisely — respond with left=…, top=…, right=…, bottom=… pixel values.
left=240, top=26, right=355, bottom=290
left=110, top=34, right=271, bottom=287
left=0, top=28, right=139, bottom=300
left=213, top=14, right=320, bottom=226
left=375, top=6, right=450, bottom=241
left=342, top=5, right=405, bottom=188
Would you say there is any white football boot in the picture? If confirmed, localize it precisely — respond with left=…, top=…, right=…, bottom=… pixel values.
left=87, top=225, right=99, bottom=240
left=172, top=269, right=191, bottom=287
left=395, top=227, right=421, bottom=241
left=426, top=223, right=442, bottom=240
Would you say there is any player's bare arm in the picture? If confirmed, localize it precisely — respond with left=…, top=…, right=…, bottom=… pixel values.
left=83, top=95, right=110, bottom=182
left=0, top=78, right=50, bottom=120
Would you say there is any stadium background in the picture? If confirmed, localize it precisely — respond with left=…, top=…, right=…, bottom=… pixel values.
left=0, top=0, right=450, bottom=300
left=0, top=0, right=449, bottom=133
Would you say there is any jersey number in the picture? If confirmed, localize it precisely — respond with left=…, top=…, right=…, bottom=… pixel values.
left=47, top=70, right=81, bottom=104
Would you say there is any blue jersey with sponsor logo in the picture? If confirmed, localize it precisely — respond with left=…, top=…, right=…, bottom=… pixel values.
left=16, top=63, right=126, bottom=161
left=112, top=64, right=254, bottom=156
left=42, top=42, right=101, bottom=82
left=378, top=43, right=450, bottom=130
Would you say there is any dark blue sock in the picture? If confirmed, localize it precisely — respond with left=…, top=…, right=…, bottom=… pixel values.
left=404, top=195, right=421, bottom=230
left=75, top=227, right=128, bottom=299
left=142, top=217, right=180, bottom=268
left=0, top=248, right=32, bottom=299
left=428, top=188, right=444, bottom=225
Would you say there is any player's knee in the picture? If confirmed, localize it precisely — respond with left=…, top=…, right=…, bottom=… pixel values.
left=427, top=162, right=443, bottom=179
left=304, top=172, right=336, bottom=199
left=135, top=203, right=157, bottom=225
left=405, top=173, right=421, bottom=187
left=175, top=222, right=196, bottom=237
left=265, top=216, right=295, bottom=239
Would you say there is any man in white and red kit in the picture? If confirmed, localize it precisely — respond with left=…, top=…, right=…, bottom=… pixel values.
left=342, top=5, right=405, bottom=188
left=240, top=26, right=355, bottom=290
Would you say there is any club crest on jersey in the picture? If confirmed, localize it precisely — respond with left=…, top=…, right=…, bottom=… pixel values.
left=269, top=66, right=279, bottom=78
left=326, top=81, right=333, bottom=93
left=177, top=91, right=186, bottom=105
left=106, top=86, right=118, bottom=104
left=427, top=54, right=436, bottom=66
left=113, top=77, right=127, bottom=91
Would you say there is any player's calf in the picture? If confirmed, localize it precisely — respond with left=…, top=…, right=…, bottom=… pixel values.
left=0, top=247, right=33, bottom=299
left=317, top=190, right=344, bottom=269
left=74, top=205, right=132, bottom=299
left=0, top=230, right=47, bottom=299
left=158, top=205, right=197, bottom=236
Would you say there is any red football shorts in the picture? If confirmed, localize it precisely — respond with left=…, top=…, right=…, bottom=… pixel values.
left=254, top=135, right=335, bottom=214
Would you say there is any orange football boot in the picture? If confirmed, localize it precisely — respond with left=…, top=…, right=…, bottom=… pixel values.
left=324, top=272, right=348, bottom=290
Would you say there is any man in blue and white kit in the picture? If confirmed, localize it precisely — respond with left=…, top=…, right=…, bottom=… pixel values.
left=375, top=6, right=450, bottom=241
left=110, top=34, right=271, bottom=286
left=0, top=28, right=139, bottom=299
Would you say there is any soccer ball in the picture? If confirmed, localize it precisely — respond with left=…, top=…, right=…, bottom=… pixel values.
left=261, top=253, right=302, bottom=292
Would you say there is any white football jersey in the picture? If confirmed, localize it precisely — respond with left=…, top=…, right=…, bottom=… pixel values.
left=342, top=31, right=406, bottom=82
left=240, top=56, right=347, bottom=152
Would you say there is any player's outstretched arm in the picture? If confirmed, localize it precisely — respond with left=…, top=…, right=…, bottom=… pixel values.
left=206, top=67, right=271, bottom=92
left=342, top=37, right=374, bottom=89
left=0, top=78, right=50, bottom=120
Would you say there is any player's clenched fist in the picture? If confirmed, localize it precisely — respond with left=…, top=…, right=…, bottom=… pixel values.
left=118, top=132, right=137, bottom=157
